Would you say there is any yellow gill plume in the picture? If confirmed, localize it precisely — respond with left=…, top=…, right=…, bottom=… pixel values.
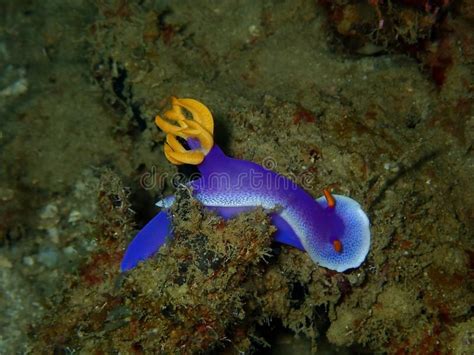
left=155, top=97, right=214, bottom=165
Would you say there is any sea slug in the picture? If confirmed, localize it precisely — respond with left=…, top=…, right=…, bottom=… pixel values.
left=121, top=98, right=370, bottom=272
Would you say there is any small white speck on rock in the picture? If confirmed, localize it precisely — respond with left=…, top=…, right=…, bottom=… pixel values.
left=23, top=256, right=35, bottom=266
left=40, top=204, right=58, bottom=220
left=68, top=210, right=82, bottom=223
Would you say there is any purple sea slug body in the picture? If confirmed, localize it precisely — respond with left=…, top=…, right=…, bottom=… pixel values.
left=121, top=98, right=370, bottom=272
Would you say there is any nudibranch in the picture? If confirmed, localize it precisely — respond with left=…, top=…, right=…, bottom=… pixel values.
left=121, top=98, right=370, bottom=272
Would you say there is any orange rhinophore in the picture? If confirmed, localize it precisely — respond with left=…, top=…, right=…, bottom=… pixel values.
left=333, top=239, right=343, bottom=253
left=323, top=188, right=336, bottom=208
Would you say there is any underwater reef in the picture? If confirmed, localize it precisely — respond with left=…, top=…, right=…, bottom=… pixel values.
left=0, top=0, right=473, bottom=353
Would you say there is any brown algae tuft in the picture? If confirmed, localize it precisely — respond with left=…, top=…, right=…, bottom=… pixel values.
left=31, top=175, right=279, bottom=353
